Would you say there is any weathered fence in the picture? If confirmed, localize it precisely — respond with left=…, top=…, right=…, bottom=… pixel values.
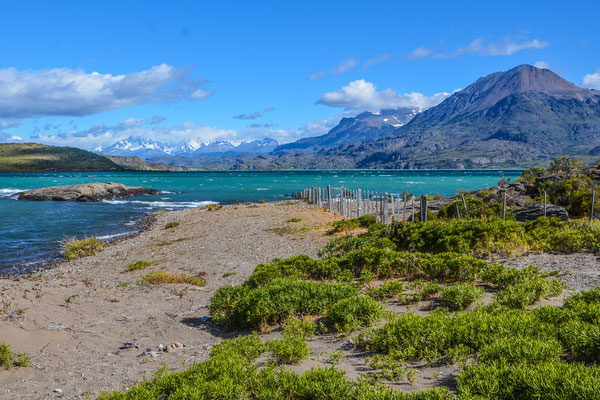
left=295, top=185, right=426, bottom=224
left=294, top=186, right=599, bottom=225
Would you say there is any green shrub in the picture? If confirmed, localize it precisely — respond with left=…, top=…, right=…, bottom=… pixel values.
left=328, top=295, right=387, bottom=332
left=282, top=317, right=316, bottom=338
left=439, top=284, right=484, bottom=311
left=478, top=337, right=563, bottom=364
left=437, top=196, right=510, bottom=220
left=164, top=221, right=180, bottom=229
left=267, top=335, right=311, bottom=364
left=328, top=215, right=378, bottom=234
left=367, top=280, right=404, bottom=300
left=0, top=343, right=30, bottom=370
left=457, top=361, right=600, bottom=399
left=210, top=278, right=358, bottom=330
left=558, top=320, right=600, bottom=362
left=62, top=236, right=106, bottom=259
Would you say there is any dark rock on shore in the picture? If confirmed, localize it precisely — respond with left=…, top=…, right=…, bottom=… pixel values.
left=514, top=204, right=569, bottom=222
left=17, top=182, right=160, bottom=202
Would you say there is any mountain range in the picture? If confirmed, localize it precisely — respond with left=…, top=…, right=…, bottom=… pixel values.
left=96, top=137, right=279, bottom=158
left=273, top=108, right=420, bottom=154
left=329, top=64, right=600, bottom=168
left=89, top=64, right=600, bottom=169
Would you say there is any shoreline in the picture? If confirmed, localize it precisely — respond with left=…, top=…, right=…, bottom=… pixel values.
left=0, top=201, right=344, bottom=399
left=0, top=212, right=158, bottom=278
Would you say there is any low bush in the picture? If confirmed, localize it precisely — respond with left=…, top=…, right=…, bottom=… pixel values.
left=367, top=280, right=404, bottom=300
left=457, top=361, right=600, bottom=399
left=210, top=278, right=358, bottom=330
left=267, top=335, right=311, bottom=364
left=164, top=221, right=180, bottom=229
left=62, top=236, right=106, bottom=259
left=99, top=331, right=452, bottom=399
left=477, top=336, right=563, bottom=364
left=0, top=343, right=30, bottom=370
left=439, top=284, right=484, bottom=311
left=125, top=260, right=154, bottom=272
left=328, top=215, right=378, bottom=234
left=328, top=295, right=387, bottom=332
left=282, top=317, right=316, bottom=338
left=389, top=218, right=600, bottom=256
left=142, top=270, right=206, bottom=287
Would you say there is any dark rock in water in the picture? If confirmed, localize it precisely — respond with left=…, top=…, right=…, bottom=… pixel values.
left=17, top=182, right=160, bottom=202
left=514, top=204, right=569, bottom=222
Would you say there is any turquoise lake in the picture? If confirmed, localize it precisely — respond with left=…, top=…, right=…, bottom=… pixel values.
left=0, top=169, right=521, bottom=275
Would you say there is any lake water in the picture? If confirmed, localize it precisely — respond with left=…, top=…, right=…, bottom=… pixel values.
left=0, top=169, right=521, bottom=275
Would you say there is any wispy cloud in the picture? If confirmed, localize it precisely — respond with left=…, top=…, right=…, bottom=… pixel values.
left=0, top=65, right=212, bottom=118
left=233, top=107, right=275, bottom=120
left=534, top=61, right=551, bottom=70
left=0, top=119, right=21, bottom=129
left=317, top=79, right=453, bottom=111
left=308, top=59, right=357, bottom=81
left=151, top=115, right=166, bottom=124
left=406, top=47, right=432, bottom=60
left=582, top=69, right=600, bottom=90
left=437, top=37, right=548, bottom=58
left=363, top=54, right=392, bottom=69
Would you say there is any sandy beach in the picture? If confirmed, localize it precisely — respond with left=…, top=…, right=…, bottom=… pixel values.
left=2, top=201, right=600, bottom=399
left=0, top=202, right=342, bottom=399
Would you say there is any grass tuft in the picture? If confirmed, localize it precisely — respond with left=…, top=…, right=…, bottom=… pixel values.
left=125, top=260, right=155, bottom=272
left=142, top=270, right=206, bottom=286
left=164, top=221, right=180, bottom=229
left=62, top=236, right=106, bottom=259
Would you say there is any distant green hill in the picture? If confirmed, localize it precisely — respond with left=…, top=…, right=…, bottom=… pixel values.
left=0, top=143, right=124, bottom=172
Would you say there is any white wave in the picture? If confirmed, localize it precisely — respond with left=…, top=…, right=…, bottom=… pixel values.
left=102, top=199, right=218, bottom=209
left=256, top=188, right=270, bottom=191
left=97, top=231, right=135, bottom=240
left=0, top=188, right=29, bottom=198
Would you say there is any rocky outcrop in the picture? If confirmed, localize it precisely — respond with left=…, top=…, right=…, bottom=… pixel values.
left=514, top=204, right=569, bottom=222
left=17, top=182, right=160, bottom=202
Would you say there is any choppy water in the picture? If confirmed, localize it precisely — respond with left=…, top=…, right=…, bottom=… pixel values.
left=0, top=170, right=521, bottom=274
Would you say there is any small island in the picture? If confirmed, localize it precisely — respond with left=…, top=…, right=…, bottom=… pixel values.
left=17, top=182, right=160, bottom=202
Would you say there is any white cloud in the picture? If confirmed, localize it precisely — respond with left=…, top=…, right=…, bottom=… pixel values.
left=406, top=47, right=432, bottom=60
left=582, top=69, right=600, bottom=90
left=317, top=79, right=452, bottom=111
left=534, top=61, right=551, bottom=70
left=363, top=54, right=391, bottom=69
left=308, top=59, right=357, bottom=81
left=0, top=119, right=21, bottom=129
left=0, top=64, right=212, bottom=118
left=438, top=37, right=548, bottom=58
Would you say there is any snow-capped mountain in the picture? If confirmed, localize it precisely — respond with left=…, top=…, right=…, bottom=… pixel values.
left=96, top=136, right=279, bottom=158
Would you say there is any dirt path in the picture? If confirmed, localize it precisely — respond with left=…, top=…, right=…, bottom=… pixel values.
left=0, top=202, right=340, bottom=399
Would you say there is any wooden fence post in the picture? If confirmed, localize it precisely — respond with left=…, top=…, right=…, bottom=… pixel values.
left=461, top=194, right=468, bottom=212
left=591, top=190, right=596, bottom=221
left=357, top=189, right=362, bottom=217
left=456, top=202, right=461, bottom=220
left=340, top=186, right=344, bottom=216
left=502, top=191, right=507, bottom=221
left=403, top=194, right=407, bottom=222
left=383, top=193, right=389, bottom=224
left=420, top=195, right=428, bottom=222
left=327, top=185, right=332, bottom=210
left=411, top=196, right=415, bottom=222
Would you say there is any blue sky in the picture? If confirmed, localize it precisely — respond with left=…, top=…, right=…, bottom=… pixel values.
left=0, top=0, right=599, bottom=149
